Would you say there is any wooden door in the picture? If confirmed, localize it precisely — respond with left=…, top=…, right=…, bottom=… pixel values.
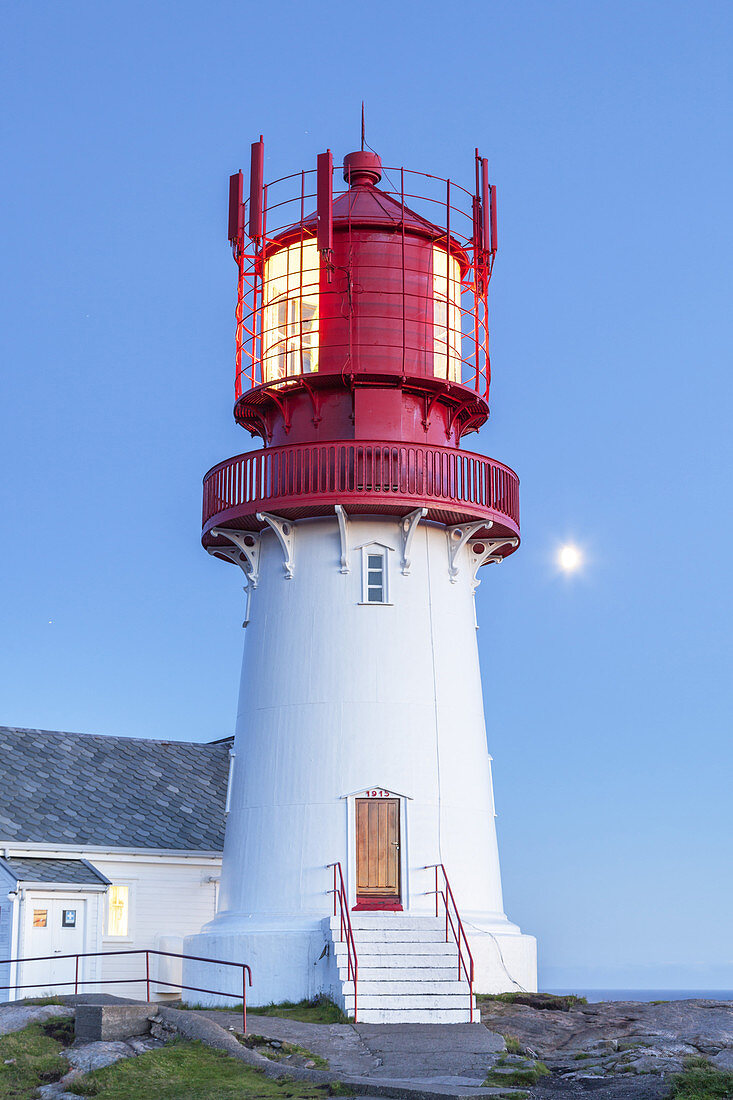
left=355, top=798, right=400, bottom=900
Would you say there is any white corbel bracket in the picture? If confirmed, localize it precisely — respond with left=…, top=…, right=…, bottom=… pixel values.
left=256, top=512, right=295, bottom=579
left=208, top=528, right=262, bottom=627
left=209, top=528, right=261, bottom=587
left=446, top=521, right=493, bottom=582
left=399, top=508, right=427, bottom=575
left=335, top=505, right=350, bottom=574
left=468, top=537, right=520, bottom=588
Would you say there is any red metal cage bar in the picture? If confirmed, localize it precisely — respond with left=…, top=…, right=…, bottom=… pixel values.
left=230, top=158, right=496, bottom=402
left=0, top=949, right=253, bottom=1034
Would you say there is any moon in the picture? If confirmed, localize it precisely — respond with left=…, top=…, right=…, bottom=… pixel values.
left=559, top=545, right=581, bottom=572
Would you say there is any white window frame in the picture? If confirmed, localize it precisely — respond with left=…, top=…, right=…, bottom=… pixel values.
left=360, top=544, right=391, bottom=605
left=261, top=240, right=320, bottom=382
left=103, top=881, right=135, bottom=942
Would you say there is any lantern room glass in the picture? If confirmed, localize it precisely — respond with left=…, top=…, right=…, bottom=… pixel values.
left=432, top=246, right=462, bottom=383
left=262, top=240, right=320, bottom=382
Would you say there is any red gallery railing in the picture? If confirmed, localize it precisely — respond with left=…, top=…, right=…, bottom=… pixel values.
left=0, top=949, right=253, bottom=1034
left=203, top=441, right=519, bottom=539
left=427, top=864, right=475, bottom=1022
left=327, top=862, right=358, bottom=1023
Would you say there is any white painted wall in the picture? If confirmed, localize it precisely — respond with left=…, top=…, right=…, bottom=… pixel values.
left=1, top=850, right=221, bottom=1002
left=0, top=864, right=16, bottom=1000
left=185, top=515, right=536, bottom=1003
left=92, top=855, right=220, bottom=1000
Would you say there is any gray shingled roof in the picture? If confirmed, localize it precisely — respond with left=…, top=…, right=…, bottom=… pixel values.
left=0, top=857, right=110, bottom=885
left=0, top=727, right=231, bottom=851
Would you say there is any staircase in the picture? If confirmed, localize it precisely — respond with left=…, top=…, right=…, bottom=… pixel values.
left=327, top=912, right=477, bottom=1023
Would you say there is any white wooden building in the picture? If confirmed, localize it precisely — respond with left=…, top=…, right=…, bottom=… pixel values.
left=0, top=726, right=230, bottom=1002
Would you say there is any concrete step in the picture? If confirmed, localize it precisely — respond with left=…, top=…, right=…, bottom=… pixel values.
left=348, top=1007, right=477, bottom=1023
left=343, top=992, right=477, bottom=1010
left=333, top=940, right=457, bottom=957
left=342, top=956, right=458, bottom=971
left=338, top=966, right=461, bottom=981
left=339, top=928, right=450, bottom=943
left=332, top=914, right=444, bottom=931
left=327, top=908, right=477, bottom=1024
left=344, top=980, right=473, bottom=995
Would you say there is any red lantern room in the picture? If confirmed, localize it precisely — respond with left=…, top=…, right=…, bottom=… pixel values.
left=203, top=139, right=519, bottom=558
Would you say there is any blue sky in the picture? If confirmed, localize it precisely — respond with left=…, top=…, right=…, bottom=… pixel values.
left=1, top=0, right=731, bottom=989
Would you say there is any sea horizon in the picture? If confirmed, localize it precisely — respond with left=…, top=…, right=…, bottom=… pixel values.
left=544, top=989, right=733, bottom=1002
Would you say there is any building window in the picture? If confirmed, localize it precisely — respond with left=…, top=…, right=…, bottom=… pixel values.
left=362, top=546, right=388, bottom=604
left=107, top=884, right=129, bottom=937
left=262, top=240, right=319, bottom=382
left=433, top=245, right=462, bottom=383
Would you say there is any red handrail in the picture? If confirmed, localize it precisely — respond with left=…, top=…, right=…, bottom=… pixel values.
left=0, top=948, right=253, bottom=1033
left=327, top=862, right=358, bottom=1022
left=426, top=864, right=475, bottom=1022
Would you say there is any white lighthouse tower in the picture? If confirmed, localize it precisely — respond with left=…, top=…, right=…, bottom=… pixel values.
left=184, top=140, right=537, bottom=1021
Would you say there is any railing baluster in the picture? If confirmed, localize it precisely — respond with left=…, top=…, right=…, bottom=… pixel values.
left=242, top=965, right=247, bottom=1034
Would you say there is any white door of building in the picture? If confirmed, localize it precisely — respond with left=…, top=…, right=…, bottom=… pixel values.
left=22, top=896, right=87, bottom=997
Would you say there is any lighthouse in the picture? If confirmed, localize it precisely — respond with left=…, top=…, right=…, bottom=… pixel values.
left=183, top=138, right=537, bottom=1022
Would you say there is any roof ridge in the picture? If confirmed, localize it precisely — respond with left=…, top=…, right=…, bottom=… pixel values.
left=0, top=725, right=228, bottom=749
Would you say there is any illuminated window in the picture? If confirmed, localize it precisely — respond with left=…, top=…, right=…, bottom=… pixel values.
left=262, top=240, right=319, bottom=382
left=361, top=546, right=388, bottom=604
left=107, top=884, right=129, bottom=937
left=433, top=246, right=462, bottom=382
left=33, top=909, right=47, bottom=928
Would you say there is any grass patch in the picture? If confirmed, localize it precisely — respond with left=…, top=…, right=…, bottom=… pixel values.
left=180, top=995, right=348, bottom=1025
left=484, top=1061, right=550, bottom=1088
left=66, top=1039, right=348, bottom=1099
left=248, top=997, right=348, bottom=1025
left=671, top=1058, right=733, bottom=1099
left=0, top=1018, right=72, bottom=1099
left=503, top=1034, right=523, bottom=1054
left=240, top=1034, right=328, bottom=1069
left=478, top=991, right=587, bottom=1011
left=18, top=996, right=65, bottom=1006
left=41, top=1016, right=76, bottom=1046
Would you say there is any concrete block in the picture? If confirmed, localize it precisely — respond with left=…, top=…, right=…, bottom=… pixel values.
left=74, top=1003, right=155, bottom=1042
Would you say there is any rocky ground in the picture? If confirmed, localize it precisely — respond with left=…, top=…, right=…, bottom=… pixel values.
left=479, top=995, right=733, bottom=1097
left=0, top=1002, right=174, bottom=1099
left=2, top=995, right=732, bottom=1097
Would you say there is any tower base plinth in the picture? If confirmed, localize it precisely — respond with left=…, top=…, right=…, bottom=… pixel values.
left=183, top=925, right=334, bottom=1009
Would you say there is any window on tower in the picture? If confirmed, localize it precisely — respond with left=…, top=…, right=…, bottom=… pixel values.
left=432, top=246, right=462, bottom=383
left=262, top=240, right=319, bottom=382
left=361, top=546, right=389, bottom=604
